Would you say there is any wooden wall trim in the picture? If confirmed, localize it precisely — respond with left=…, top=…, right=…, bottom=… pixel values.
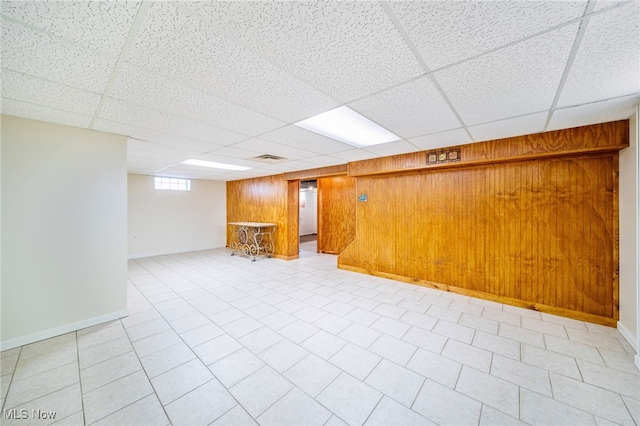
left=348, top=145, right=628, bottom=177
left=612, top=152, right=620, bottom=321
left=284, top=164, right=348, bottom=180
left=274, top=254, right=299, bottom=261
left=348, top=121, right=629, bottom=177
left=337, top=263, right=617, bottom=327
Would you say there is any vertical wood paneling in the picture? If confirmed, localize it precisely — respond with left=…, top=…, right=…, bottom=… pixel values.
left=287, top=180, right=300, bottom=258
left=227, top=175, right=298, bottom=259
left=339, top=155, right=617, bottom=320
left=317, top=176, right=357, bottom=254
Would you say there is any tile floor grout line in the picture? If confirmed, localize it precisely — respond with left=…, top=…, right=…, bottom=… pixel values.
left=87, top=392, right=156, bottom=425
left=409, top=375, right=428, bottom=413
left=359, top=393, right=385, bottom=426
left=73, top=331, right=86, bottom=425
left=116, top=298, right=174, bottom=425
left=0, top=346, right=20, bottom=413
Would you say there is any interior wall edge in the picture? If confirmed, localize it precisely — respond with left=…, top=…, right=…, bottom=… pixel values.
left=618, top=321, right=638, bottom=351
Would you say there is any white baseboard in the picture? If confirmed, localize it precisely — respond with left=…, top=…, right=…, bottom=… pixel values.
left=0, top=309, right=129, bottom=351
left=617, top=321, right=638, bottom=353
left=127, top=245, right=226, bottom=259
left=635, top=354, right=640, bottom=371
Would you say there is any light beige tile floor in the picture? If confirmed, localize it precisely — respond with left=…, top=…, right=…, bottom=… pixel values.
left=1, top=242, right=639, bottom=425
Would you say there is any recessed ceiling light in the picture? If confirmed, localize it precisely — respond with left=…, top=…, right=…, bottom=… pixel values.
left=182, top=159, right=251, bottom=171
left=294, top=106, right=401, bottom=147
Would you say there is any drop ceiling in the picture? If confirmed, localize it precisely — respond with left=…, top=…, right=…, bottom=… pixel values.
left=1, top=1, right=638, bottom=181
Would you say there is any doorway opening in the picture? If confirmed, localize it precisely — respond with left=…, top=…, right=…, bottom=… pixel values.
left=299, top=180, right=318, bottom=252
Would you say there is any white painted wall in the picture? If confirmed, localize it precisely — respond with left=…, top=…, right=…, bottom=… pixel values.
left=299, top=188, right=318, bottom=236
left=619, top=108, right=639, bottom=370
left=1, top=116, right=128, bottom=350
left=127, top=173, right=226, bottom=258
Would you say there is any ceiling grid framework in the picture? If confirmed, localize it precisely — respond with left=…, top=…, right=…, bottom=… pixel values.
left=1, top=0, right=638, bottom=180
left=542, top=0, right=596, bottom=131
left=88, top=1, right=151, bottom=129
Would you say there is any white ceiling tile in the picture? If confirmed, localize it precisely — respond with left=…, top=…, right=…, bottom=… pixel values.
left=468, top=112, right=548, bottom=143
left=152, top=169, right=211, bottom=179
left=157, top=164, right=224, bottom=174
left=1, top=98, right=92, bottom=129
left=127, top=168, right=154, bottom=175
left=127, top=136, right=222, bottom=155
left=127, top=160, right=172, bottom=172
left=436, top=24, right=579, bottom=126
left=96, top=119, right=225, bottom=153
left=207, top=146, right=265, bottom=162
left=1, top=19, right=115, bottom=92
left=363, top=140, right=421, bottom=157
left=548, top=95, right=639, bottom=131
left=127, top=147, right=201, bottom=163
left=95, top=120, right=164, bottom=144
left=195, top=153, right=266, bottom=169
left=390, top=0, right=587, bottom=70
left=593, top=1, right=624, bottom=12
left=127, top=138, right=170, bottom=153
left=263, top=160, right=322, bottom=173
left=329, top=149, right=380, bottom=163
left=0, top=1, right=140, bottom=57
left=409, top=128, right=472, bottom=151
left=557, top=3, right=639, bottom=107
left=225, top=168, right=278, bottom=180
left=260, top=125, right=356, bottom=155
left=126, top=2, right=337, bottom=122
left=99, top=98, right=246, bottom=147
left=349, top=76, right=461, bottom=138
left=304, top=156, right=348, bottom=167
left=110, top=63, right=285, bottom=136
left=230, top=138, right=317, bottom=161
left=186, top=1, right=423, bottom=103
left=1, top=69, right=101, bottom=115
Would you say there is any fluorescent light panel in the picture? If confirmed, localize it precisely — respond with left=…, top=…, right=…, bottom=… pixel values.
left=182, top=159, right=251, bottom=171
left=294, top=106, right=400, bottom=147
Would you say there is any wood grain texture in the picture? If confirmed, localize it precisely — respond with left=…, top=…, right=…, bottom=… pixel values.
left=227, top=175, right=298, bottom=259
left=348, top=121, right=629, bottom=177
left=284, top=164, right=347, bottom=180
left=339, top=140, right=622, bottom=321
left=286, top=180, right=300, bottom=258
left=317, top=176, right=357, bottom=254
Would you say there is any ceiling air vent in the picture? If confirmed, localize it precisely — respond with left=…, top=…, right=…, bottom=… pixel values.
left=252, top=154, right=287, bottom=163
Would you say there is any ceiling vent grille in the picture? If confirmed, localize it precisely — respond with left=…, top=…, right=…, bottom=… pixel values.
left=253, top=154, right=287, bottom=162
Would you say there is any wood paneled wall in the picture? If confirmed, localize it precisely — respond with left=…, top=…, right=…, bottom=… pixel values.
left=318, top=176, right=357, bottom=254
left=227, top=175, right=299, bottom=260
left=339, top=121, right=628, bottom=325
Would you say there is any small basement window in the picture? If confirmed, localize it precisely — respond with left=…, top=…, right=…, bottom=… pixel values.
left=154, top=177, right=191, bottom=191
